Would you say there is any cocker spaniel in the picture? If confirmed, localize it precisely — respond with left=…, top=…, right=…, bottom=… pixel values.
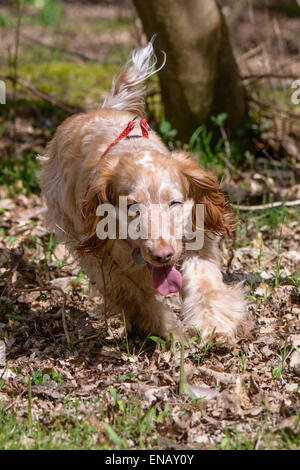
left=40, top=40, right=249, bottom=344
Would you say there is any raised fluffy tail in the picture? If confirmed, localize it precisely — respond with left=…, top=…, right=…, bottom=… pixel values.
left=102, top=37, right=166, bottom=117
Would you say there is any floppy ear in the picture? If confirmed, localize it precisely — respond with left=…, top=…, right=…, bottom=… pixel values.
left=75, top=161, right=118, bottom=254
left=179, top=155, right=234, bottom=236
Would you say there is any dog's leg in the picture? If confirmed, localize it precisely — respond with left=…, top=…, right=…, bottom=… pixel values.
left=124, top=294, right=186, bottom=343
left=82, top=253, right=185, bottom=343
left=180, top=257, right=249, bottom=342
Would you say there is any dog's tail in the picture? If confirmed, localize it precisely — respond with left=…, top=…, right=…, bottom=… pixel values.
left=102, top=37, right=165, bottom=117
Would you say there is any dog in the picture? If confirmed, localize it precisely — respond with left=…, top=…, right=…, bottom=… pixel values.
left=40, top=40, right=249, bottom=344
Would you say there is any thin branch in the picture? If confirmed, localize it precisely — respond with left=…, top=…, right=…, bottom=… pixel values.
left=21, top=33, right=96, bottom=63
left=238, top=44, right=263, bottom=62
left=73, top=333, right=100, bottom=346
left=17, top=207, right=47, bottom=221
left=0, top=73, right=83, bottom=114
left=242, top=73, right=299, bottom=82
left=247, top=94, right=300, bottom=121
left=218, top=152, right=244, bottom=178
left=233, top=200, right=300, bottom=211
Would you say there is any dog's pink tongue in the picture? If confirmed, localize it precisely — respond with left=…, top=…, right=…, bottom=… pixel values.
left=152, top=265, right=182, bottom=296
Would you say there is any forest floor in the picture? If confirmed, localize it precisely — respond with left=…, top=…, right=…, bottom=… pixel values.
left=0, top=1, right=300, bottom=450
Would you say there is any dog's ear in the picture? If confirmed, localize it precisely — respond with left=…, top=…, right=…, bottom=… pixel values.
left=76, top=160, right=119, bottom=254
left=178, top=154, right=234, bottom=236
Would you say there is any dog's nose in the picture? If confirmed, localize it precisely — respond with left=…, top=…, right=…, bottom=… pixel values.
left=151, top=247, right=174, bottom=264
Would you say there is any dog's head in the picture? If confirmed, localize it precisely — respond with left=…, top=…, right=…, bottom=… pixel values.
left=76, top=150, right=234, bottom=295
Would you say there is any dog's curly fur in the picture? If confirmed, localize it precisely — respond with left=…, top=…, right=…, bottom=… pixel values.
left=40, top=40, right=250, bottom=343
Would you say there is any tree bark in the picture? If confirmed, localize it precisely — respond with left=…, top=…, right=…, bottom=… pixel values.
left=132, top=0, right=248, bottom=141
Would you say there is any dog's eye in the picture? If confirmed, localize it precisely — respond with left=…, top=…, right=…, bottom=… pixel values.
left=170, top=200, right=183, bottom=207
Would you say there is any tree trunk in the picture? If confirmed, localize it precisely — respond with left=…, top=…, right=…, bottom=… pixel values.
left=132, top=0, right=247, bottom=141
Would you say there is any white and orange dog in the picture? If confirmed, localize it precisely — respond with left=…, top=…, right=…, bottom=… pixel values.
left=40, top=41, right=249, bottom=343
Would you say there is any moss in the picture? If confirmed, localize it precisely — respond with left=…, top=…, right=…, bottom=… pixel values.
left=6, top=61, right=119, bottom=107
left=76, top=17, right=133, bottom=34
left=0, top=12, right=14, bottom=28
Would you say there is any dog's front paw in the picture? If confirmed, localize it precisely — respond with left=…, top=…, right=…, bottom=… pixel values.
left=160, top=325, right=188, bottom=345
left=181, top=284, right=251, bottom=343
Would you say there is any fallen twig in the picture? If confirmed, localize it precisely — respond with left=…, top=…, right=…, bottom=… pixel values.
left=4, top=389, right=26, bottom=412
left=198, top=367, right=236, bottom=386
left=233, top=200, right=300, bottom=211
left=73, top=333, right=100, bottom=346
left=17, top=207, right=47, bottom=221
left=242, top=73, right=299, bottom=82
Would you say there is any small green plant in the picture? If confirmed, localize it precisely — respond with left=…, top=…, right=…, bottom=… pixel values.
left=272, top=339, right=290, bottom=380
left=156, top=402, right=170, bottom=423
left=189, top=328, right=217, bottom=366
left=236, top=351, right=247, bottom=373
left=189, top=125, right=215, bottom=167
left=287, top=273, right=300, bottom=289
left=211, top=112, right=228, bottom=128
left=158, top=119, right=178, bottom=145
left=25, top=0, right=62, bottom=27
left=51, top=371, right=63, bottom=383
left=258, top=240, right=264, bottom=268
left=103, top=422, right=126, bottom=450
left=188, top=113, right=245, bottom=171
left=255, top=205, right=288, bottom=233
left=121, top=312, right=132, bottom=357
left=104, top=387, right=162, bottom=449
left=149, top=335, right=166, bottom=350
left=0, top=403, right=98, bottom=449
left=137, top=333, right=152, bottom=356
left=117, top=374, right=134, bottom=383
left=32, top=370, right=63, bottom=385
left=220, top=426, right=256, bottom=450
left=43, top=233, right=56, bottom=263
left=32, top=371, right=50, bottom=384
left=0, top=154, right=40, bottom=196
left=73, top=270, right=85, bottom=285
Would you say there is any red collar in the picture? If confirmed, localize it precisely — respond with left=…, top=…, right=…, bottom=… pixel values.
left=81, top=117, right=151, bottom=222
left=100, top=116, right=150, bottom=159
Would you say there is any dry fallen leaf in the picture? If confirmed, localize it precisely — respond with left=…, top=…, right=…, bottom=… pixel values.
left=289, top=335, right=300, bottom=376
left=0, top=368, right=17, bottom=380
left=234, top=376, right=250, bottom=407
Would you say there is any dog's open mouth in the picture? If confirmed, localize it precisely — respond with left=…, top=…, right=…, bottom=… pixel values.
left=131, top=247, right=182, bottom=296
left=151, top=265, right=182, bottom=296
